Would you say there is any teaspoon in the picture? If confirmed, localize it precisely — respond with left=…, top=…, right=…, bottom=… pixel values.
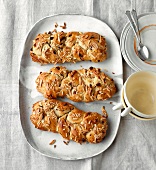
left=125, top=10, right=149, bottom=61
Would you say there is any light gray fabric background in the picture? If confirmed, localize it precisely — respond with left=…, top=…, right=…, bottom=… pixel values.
left=1, top=0, right=156, bottom=169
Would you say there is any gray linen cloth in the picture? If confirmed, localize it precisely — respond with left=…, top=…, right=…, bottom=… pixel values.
left=1, top=0, right=156, bottom=169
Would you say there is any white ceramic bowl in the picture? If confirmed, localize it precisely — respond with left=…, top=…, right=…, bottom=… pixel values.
left=113, top=71, right=156, bottom=119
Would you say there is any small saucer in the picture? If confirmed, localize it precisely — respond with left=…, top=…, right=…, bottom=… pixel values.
left=121, top=88, right=156, bottom=121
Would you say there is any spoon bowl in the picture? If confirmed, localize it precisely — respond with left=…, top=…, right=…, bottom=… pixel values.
left=138, top=42, right=149, bottom=61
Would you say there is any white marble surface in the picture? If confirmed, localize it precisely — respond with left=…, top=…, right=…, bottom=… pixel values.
left=1, top=0, right=156, bottom=169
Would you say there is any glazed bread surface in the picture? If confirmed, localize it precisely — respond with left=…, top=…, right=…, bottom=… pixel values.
left=30, top=31, right=107, bottom=64
left=36, top=66, right=116, bottom=102
left=30, top=99, right=108, bottom=144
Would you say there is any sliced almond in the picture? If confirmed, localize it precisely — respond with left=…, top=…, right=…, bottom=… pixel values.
left=49, top=139, right=56, bottom=145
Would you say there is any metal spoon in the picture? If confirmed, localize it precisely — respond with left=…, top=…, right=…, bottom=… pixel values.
left=125, top=10, right=149, bottom=61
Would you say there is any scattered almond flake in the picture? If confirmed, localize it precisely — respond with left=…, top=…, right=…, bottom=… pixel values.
left=52, top=29, right=57, bottom=33
left=49, top=139, right=56, bottom=145
left=102, top=106, right=108, bottom=118
left=60, top=22, right=66, bottom=29
left=54, top=22, right=58, bottom=28
left=54, top=145, right=57, bottom=148
left=63, top=140, right=70, bottom=145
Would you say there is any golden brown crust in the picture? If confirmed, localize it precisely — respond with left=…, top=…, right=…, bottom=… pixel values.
left=30, top=99, right=108, bottom=144
left=30, top=31, right=107, bottom=64
left=36, top=66, right=116, bottom=102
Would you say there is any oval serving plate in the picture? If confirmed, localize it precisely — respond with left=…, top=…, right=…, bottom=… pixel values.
left=19, top=14, right=123, bottom=160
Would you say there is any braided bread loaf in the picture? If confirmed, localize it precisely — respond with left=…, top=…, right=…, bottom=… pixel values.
left=30, top=99, right=108, bottom=144
left=36, top=66, right=116, bottom=102
left=30, top=31, right=107, bottom=64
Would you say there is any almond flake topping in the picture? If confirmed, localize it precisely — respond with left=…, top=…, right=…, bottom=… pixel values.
left=49, top=139, right=56, bottom=145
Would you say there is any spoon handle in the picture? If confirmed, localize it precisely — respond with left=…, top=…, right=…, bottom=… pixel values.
left=125, top=11, right=141, bottom=43
left=131, top=9, right=141, bottom=43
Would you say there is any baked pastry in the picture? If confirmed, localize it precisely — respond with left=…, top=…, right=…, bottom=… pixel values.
left=30, top=99, right=108, bottom=144
left=30, top=31, right=107, bottom=64
left=36, top=66, right=116, bottom=102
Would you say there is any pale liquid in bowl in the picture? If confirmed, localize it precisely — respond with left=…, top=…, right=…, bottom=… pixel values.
left=129, top=88, right=156, bottom=115
left=125, top=71, right=156, bottom=117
